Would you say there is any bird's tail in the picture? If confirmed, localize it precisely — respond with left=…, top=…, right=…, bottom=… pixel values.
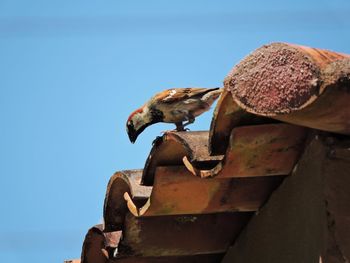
left=202, top=87, right=223, bottom=105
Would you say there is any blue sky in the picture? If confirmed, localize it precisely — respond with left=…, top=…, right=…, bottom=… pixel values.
left=1, top=1, right=349, bottom=262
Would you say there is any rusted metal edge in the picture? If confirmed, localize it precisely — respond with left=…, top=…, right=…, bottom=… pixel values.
left=184, top=123, right=308, bottom=179
left=103, top=170, right=152, bottom=231
left=141, top=131, right=223, bottom=186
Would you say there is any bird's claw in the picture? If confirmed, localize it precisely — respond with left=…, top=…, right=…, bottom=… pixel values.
left=176, top=128, right=190, bottom=131
left=163, top=128, right=190, bottom=133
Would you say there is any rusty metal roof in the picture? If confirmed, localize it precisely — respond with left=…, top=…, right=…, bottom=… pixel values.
left=66, top=42, right=350, bottom=263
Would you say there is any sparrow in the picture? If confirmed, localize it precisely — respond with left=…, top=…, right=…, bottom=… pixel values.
left=126, top=87, right=223, bottom=143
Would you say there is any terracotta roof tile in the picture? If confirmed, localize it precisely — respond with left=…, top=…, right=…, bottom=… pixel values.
left=66, top=42, right=350, bottom=263
left=109, top=253, right=224, bottom=263
left=80, top=224, right=121, bottom=263
left=118, top=212, right=251, bottom=257
left=104, top=170, right=152, bottom=232
left=185, top=123, right=307, bottom=178
left=226, top=43, right=350, bottom=134
left=222, top=135, right=350, bottom=262
left=142, top=131, right=223, bottom=186
left=126, top=165, right=284, bottom=216
left=208, top=88, right=274, bottom=155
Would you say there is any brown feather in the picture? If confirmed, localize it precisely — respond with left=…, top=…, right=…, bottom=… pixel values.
left=153, top=88, right=218, bottom=104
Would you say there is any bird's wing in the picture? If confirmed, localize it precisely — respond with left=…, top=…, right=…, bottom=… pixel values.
left=154, top=88, right=219, bottom=104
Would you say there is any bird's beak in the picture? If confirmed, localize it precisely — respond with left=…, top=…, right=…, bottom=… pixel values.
left=128, top=132, right=137, bottom=144
left=127, top=124, right=138, bottom=143
left=126, top=122, right=151, bottom=144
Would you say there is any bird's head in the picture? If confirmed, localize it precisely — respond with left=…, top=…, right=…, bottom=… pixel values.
left=126, top=107, right=152, bottom=143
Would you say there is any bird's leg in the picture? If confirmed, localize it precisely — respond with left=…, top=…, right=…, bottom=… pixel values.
left=160, top=124, right=183, bottom=134
left=183, top=116, right=195, bottom=127
left=175, top=114, right=195, bottom=131
left=175, top=122, right=186, bottom=131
